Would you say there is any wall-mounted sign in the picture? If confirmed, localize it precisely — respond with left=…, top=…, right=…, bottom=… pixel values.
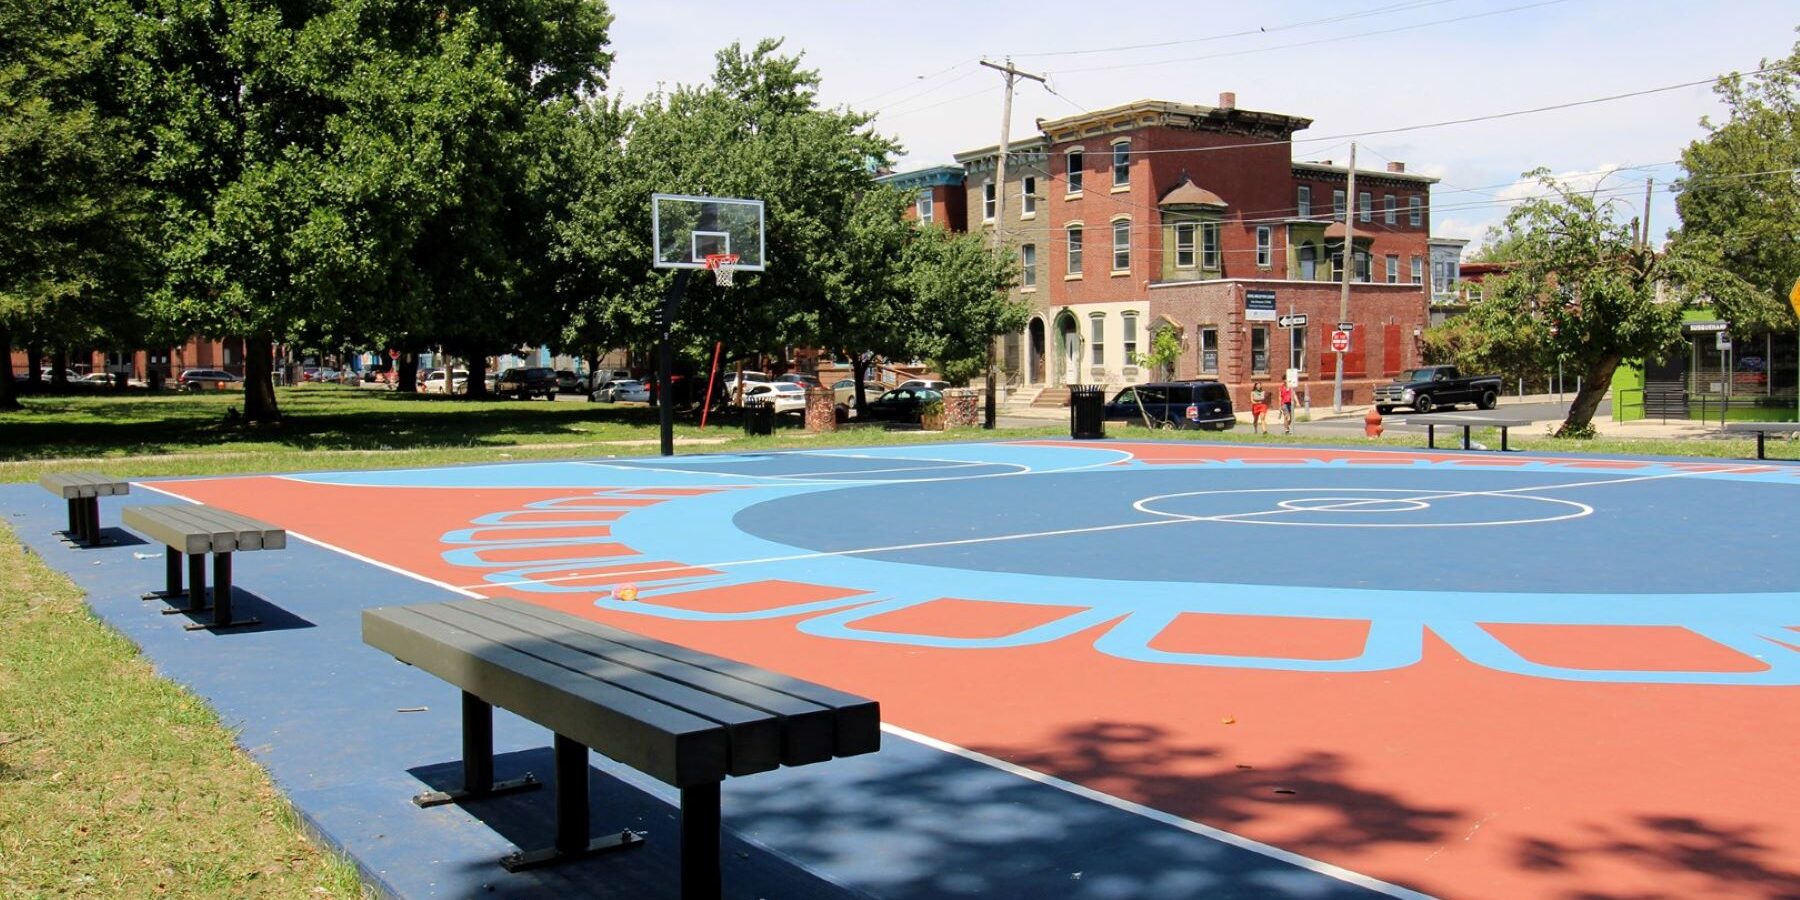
left=1245, top=289, right=1277, bottom=322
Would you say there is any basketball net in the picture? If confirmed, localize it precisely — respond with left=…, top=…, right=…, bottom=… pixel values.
left=703, top=253, right=740, bottom=287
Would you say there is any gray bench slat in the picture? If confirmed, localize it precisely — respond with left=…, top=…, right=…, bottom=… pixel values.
left=180, top=505, right=284, bottom=551
left=497, top=600, right=880, bottom=758
left=364, top=605, right=732, bottom=787
left=123, top=505, right=219, bottom=554
left=1723, top=422, right=1800, bottom=432
left=40, top=472, right=130, bottom=499
left=121, top=504, right=284, bottom=553
left=1400, top=416, right=1534, bottom=427
left=424, top=603, right=783, bottom=777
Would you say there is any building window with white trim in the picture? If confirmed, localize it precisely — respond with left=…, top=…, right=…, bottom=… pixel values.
left=1356, top=250, right=1371, bottom=282
left=1386, top=254, right=1399, bottom=284
left=1111, top=140, right=1130, bottom=188
left=1021, top=176, right=1037, bottom=217
left=1089, top=315, right=1106, bottom=367
left=1175, top=223, right=1197, bottom=268
left=1411, top=255, right=1424, bottom=284
left=1359, top=192, right=1372, bottom=223
left=1251, top=326, right=1269, bottom=375
left=1067, top=225, right=1083, bottom=276
left=1021, top=243, right=1036, bottom=289
left=1112, top=219, right=1130, bottom=272
left=1408, top=195, right=1423, bottom=227
left=915, top=191, right=933, bottom=223
left=982, top=182, right=995, bottom=221
left=1256, top=226, right=1272, bottom=268
left=1202, top=222, right=1220, bottom=270
left=1333, top=189, right=1346, bottom=217
left=1122, top=313, right=1138, bottom=362
left=1384, top=194, right=1397, bottom=225
left=1066, top=149, right=1084, bottom=194
left=1297, top=185, right=1312, bottom=218
left=1291, top=325, right=1307, bottom=373
left=1200, top=327, right=1219, bottom=373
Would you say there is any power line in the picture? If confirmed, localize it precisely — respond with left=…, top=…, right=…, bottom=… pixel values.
left=1007, top=0, right=1465, bottom=59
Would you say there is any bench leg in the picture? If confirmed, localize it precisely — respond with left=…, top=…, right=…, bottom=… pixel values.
left=184, top=552, right=260, bottom=632
left=84, top=496, right=102, bottom=545
left=1461, top=425, right=1472, bottom=451
left=681, top=782, right=723, bottom=900
left=413, top=692, right=539, bottom=808
left=143, top=547, right=184, bottom=601
left=161, top=554, right=208, bottom=615
left=66, top=499, right=81, bottom=539
left=1757, top=431, right=1766, bottom=460
left=1425, top=424, right=1436, bottom=449
left=498, top=733, right=643, bottom=873
left=1501, top=427, right=1512, bottom=452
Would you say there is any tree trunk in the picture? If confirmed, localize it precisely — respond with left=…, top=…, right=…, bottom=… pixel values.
left=242, top=334, right=281, bottom=422
left=1557, top=353, right=1621, bottom=436
left=113, top=353, right=129, bottom=393
left=25, top=347, right=43, bottom=391
left=465, top=356, right=488, bottom=399
left=0, top=322, right=18, bottom=410
left=851, top=355, right=870, bottom=416
left=396, top=352, right=418, bottom=392
left=51, top=348, right=70, bottom=389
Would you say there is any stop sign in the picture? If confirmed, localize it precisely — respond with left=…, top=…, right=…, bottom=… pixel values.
left=1331, top=330, right=1352, bottom=352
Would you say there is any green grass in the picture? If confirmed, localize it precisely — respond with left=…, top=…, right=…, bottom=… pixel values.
left=0, top=525, right=366, bottom=898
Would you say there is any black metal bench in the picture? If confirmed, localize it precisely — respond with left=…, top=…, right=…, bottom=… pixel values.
left=363, top=598, right=880, bottom=899
left=121, top=504, right=286, bottom=631
left=39, top=472, right=130, bottom=546
left=1722, top=421, right=1800, bottom=460
left=1401, top=414, right=1536, bottom=451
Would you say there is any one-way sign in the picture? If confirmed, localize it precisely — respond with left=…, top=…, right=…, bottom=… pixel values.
left=1278, top=314, right=1308, bottom=328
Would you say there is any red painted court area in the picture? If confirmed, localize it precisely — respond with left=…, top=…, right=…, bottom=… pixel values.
left=161, top=441, right=1800, bottom=899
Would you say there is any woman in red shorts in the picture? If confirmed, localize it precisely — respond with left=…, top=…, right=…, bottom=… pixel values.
left=1249, top=381, right=1269, bottom=434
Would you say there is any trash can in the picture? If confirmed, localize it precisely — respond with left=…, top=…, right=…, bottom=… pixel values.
left=744, top=399, right=775, bottom=436
left=1070, top=385, right=1106, bottom=439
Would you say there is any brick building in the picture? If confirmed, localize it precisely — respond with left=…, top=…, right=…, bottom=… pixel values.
left=952, top=136, right=1049, bottom=384
left=876, top=164, right=968, bottom=231
left=945, top=95, right=1438, bottom=406
left=11, top=337, right=243, bottom=385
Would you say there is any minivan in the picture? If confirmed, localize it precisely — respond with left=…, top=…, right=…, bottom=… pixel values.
left=1103, top=381, right=1235, bottom=430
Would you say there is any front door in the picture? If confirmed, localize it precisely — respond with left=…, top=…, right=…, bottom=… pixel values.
left=1028, top=319, right=1046, bottom=384
left=1060, top=318, right=1080, bottom=385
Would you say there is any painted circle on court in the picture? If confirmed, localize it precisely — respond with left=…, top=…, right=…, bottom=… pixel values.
left=1133, top=487, right=1592, bottom=528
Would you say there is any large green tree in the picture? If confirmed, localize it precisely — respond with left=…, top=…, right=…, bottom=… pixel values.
left=1478, top=170, right=1760, bottom=435
left=1673, top=38, right=1800, bottom=332
left=901, top=225, right=1026, bottom=386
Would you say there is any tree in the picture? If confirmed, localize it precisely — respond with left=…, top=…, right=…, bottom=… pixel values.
left=1673, top=38, right=1800, bottom=333
left=1477, top=170, right=1760, bottom=436
left=902, top=225, right=1025, bottom=385
left=1133, top=325, right=1182, bottom=381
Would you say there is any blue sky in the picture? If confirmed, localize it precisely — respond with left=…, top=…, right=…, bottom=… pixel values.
left=600, top=1, right=1797, bottom=253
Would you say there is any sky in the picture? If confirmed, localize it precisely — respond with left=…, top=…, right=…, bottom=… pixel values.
left=597, top=0, right=1797, bottom=255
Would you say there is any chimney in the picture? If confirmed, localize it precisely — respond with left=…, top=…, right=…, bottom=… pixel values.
left=1218, top=91, right=1236, bottom=110
left=1387, top=161, right=1406, bottom=173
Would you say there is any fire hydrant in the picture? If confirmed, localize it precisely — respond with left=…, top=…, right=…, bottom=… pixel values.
left=1364, top=406, right=1384, bottom=438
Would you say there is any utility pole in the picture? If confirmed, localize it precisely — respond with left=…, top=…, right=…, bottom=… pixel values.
left=1333, top=142, right=1357, bottom=412
left=1640, top=177, right=1654, bottom=248
left=980, top=58, right=1044, bottom=428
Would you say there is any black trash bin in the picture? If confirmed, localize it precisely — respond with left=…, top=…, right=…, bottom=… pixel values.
left=1070, top=385, right=1106, bottom=439
left=744, top=399, right=775, bottom=436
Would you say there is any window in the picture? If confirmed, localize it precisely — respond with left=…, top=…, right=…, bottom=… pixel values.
left=1200, top=326, right=1219, bottom=373
left=1090, top=315, right=1106, bottom=367
left=1297, top=185, right=1312, bottom=217
left=1066, top=149, right=1084, bottom=194
left=1384, top=194, right=1397, bottom=225
left=1122, top=313, right=1138, bottom=362
left=1386, top=254, right=1399, bottom=284
left=1251, top=326, right=1269, bottom=375
left=1355, top=250, right=1371, bottom=282
left=1202, top=222, right=1220, bottom=270
left=1291, top=326, right=1307, bottom=373
left=915, top=191, right=933, bottom=223
left=1333, top=189, right=1346, bottom=217
left=1020, top=244, right=1036, bottom=288
left=1111, top=140, right=1130, bottom=188
left=1411, top=255, right=1424, bottom=284
left=1299, top=243, right=1317, bottom=280
left=982, top=182, right=995, bottom=221
left=1256, top=226, right=1272, bottom=268
left=1021, top=176, right=1037, bottom=217
left=1358, top=192, right=1372, bottom=222
left=1409, top=195, right=1423, bottom=227
left=1067, top=225, right=1083, bottom=276
left=1112, top=219, right=1131, bottom=272
left=1175, top=222, right=1197, bottom=268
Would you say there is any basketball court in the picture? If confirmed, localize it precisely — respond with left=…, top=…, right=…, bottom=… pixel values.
left=11, top=438, right=1798, bottom=898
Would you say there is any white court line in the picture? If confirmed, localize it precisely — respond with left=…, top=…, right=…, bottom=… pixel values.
left=883, top=723, right=1434, bottom=900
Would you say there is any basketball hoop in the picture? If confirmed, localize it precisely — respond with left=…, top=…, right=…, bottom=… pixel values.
left=703, top=253, right=740, bottom=287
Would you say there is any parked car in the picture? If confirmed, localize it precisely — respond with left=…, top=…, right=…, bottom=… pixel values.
left=738, top=381, right=808, bottom=415
left=776, top=373, right=822, bottom=388
left=897, top=378, right=950, bottom=391
left=422, top=369, right=468, bottom=394
left=590, top=378, right=649, bottom=403
left=720, top=370, right=771, bottom=394
left=1373, top=365, right=1503, bottom=414
left=495, top=366, right=559, bottom=400
left=555, top=370, right=583, bottom=394
left=1103, top=381, right=1235, bottom=431
left=588, top=368, right=632, bottom=391
left=863, top=386, right=942, bottom=423
left=179, top=368, right=241, bottom=390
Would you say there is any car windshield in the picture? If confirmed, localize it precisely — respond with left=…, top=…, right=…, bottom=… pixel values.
left=771, top=383, right=804, bottom=393
left=1396, top=369, right=1438, bottom=382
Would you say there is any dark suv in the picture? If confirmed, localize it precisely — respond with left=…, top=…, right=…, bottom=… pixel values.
left=495, top=366, right=558, bottom=400
left=1104, top=381, right=1235, bottom=430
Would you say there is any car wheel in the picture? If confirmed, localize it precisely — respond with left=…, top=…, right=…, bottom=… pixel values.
left=1376, top=405, right=1393, bottom=415
left=1156, top=419, right=1176, bottom=431
left=1478, top=390, right=1497, bottom=410
left=1414, top=394, right=1434, bottom=413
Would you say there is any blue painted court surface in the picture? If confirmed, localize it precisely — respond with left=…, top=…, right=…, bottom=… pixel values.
left=7, top=437, right=1798, bottom=898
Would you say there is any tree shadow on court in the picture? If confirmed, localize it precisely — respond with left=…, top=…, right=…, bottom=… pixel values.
left=1514, top=814, right=1800, bottom=899
left=726, top=719, right=1459, bottom=899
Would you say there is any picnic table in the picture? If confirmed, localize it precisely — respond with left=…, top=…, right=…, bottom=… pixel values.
left=1400, top=414, right=1536, bottom=452
left=1722, top=421, right=1800, bottom=460
left=38, top=472, right=129, bottom=546
left=364, top=598, right=881, bottom=899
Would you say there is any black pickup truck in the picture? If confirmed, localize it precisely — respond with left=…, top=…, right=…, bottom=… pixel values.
left=1373, top=365, right=1503, bottom=414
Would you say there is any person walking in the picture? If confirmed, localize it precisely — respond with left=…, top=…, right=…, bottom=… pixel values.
left=1249, top=382, right=1269, bottom=434
left=1279, top=381, right=1295, bottom=434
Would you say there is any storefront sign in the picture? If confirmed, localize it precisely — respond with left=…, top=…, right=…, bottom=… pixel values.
left=1245, top=290, right=1277, bottom=322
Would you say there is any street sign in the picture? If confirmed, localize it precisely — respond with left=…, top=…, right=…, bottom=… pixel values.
left=1278, top=314, right=1308, bottom=328
left=1717, top=332, right=1732, bottom=350
left=1337, top=321, right=1355, bottom=332
left=1331, top=330, right=1352, bottom=353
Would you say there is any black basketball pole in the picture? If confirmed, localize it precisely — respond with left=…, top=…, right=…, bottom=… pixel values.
left=659, top=268, right=691, bottom=457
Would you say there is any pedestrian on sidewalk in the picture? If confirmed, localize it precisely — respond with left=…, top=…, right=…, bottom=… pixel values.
left=1278, top=382, right=1295, bottom=434
left=1250, top=382, right=1269, bottom=434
